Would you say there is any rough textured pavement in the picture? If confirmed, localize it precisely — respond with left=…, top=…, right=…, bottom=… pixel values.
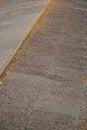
left=0, top=0, right=49, bottom=72
left=0, top=0, right=87, bottom=129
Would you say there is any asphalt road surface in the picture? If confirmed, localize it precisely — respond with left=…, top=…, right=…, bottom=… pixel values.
left=0, top=0, right=49, bottom=73
left=0, top=0, right=87, bottom=130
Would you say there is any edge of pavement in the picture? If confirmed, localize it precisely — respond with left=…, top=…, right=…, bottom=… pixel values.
left=0, top=0, right=54, bottom=84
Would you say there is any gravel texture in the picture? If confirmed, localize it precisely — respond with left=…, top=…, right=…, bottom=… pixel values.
left=0, top=0, right=87, bottom=129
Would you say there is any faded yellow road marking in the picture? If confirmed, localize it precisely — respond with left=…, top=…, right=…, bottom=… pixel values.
left=78, top=119, right=87, bottom=130
left=0, top=0, right=5, bottom=3
left=0, top=0, right=56, bottom=83
left=0, top=12, right=11, bottom=17
left=85, top=76, right=87, bottom=80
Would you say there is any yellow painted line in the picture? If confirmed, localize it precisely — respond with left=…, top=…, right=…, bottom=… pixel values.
left=0, top=12, right=11, bottom=17
left=78, top=119, right=87, bottom=130
left=0, top=0, right=6, bottom=3
left=85, top=76, right=87, bottom=80
left=0, top=0, right=55, bottom=83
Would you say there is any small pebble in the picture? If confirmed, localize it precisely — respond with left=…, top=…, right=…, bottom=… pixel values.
left=0, top=81, right=2, bottom=85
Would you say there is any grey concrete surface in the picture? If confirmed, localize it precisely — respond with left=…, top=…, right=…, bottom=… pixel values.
left=0, top=0, right=49, bottom=72
left=0, top=0, right=87, bottom=129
